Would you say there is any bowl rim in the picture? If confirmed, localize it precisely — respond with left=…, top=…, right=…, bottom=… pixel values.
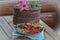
left=15, top=23, right=44, bottom=35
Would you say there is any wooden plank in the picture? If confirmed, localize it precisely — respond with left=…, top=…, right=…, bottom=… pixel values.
left=3, top=16, right=14, bottom=29
left=3, top=16, right=13, bottom=22
left=0, top=16, right=12, bottom=38
left=44, top=32, right=54, bottom=40
left=40, top=20, right=60, bottom=40
left=1, top=16, right=60, bottom=40
left=0, top=26, right=9, bottom=40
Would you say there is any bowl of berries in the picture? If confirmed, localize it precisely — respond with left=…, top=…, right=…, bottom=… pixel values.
left=15, top=23, right=44, bottom=35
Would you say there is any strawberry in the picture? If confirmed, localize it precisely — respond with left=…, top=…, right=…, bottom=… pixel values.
left=25, top=23, right=31, bottom=26
left=23, top=25, right=28, bottom=30
left=33, top=24, right=40, bottom=29
left=23, top=25, right=28, bottom=28
left=31, top=23, right=35, bottom=27
left=35, top=29, right=41, bottom=33
left=32, top=30, right=36, bottom=34
left=29, top=30, right=35, bottom=34
left=23, top=27, right=27, bottom=30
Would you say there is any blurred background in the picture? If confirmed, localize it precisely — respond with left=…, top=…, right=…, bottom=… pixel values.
left=0, top=0, right=60, bottom=35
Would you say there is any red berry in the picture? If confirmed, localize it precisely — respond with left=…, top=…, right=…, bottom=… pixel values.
left=35, top=29, right=41, bottom=33
left=33, top=30, right=37, bottom=34
left=29, top=30, right=34, bottom=34
left=31, top=23, right=35, bottom=27
left=35, top=24, right=40, bottom=28
left=23, top=25, right=28, bottom=28
left=25, top=23, right=31, bottom=26
left=23, top=27, right=27, bottom=30
left=31, top=24, right=39, bottom=28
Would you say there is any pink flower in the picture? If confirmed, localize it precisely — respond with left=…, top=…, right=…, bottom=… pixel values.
left=19, top=0, right=27, bottom=5
left=16, top=0, right=30, bottom=12
left=19, top=6, right=24, bottom=12
left=24, top=6, right=30, bottom=10
left=16, top=4, right=20, bottom=8
left=19, top=0, right=25, bottom=1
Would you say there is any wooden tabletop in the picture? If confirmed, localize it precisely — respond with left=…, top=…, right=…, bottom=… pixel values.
left=40, top=20, right=60, bottom=40
left=0, top=16, right=60, bottom=40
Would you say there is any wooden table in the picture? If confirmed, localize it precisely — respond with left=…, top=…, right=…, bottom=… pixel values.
left=0, top=16, right=60, bottom=40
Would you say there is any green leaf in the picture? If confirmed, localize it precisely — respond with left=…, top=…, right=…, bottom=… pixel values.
left=25, top=30, right=29, bottom=33
left=40, top=26, right=44, bottom=30
left=31, top=1, right=41, bottom=7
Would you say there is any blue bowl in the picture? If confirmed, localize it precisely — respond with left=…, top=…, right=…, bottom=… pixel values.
left=15, top=23, right=44, bottom=35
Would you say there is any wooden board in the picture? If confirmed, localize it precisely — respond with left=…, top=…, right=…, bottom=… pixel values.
left=40, top=20, right=60, bottom=40
left=0, top=16, right=12, bottom=38
left=3, top=16, right=14, bottom=29
left=0, top=26, right=9, bottom=40
left=0, top=16, right=60, bottom=40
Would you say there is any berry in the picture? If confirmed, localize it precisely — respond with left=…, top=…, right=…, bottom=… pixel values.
left=29, top=30, right=34, bottom=34
left=23, top=25, right=28, bottom=28
left=25, top=23, right=31, bottom=26
left=35, top=29, right=41, bottom=33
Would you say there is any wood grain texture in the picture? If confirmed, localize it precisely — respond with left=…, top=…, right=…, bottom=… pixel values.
left=40, top=20, right=60, bottom=40
left=0, top=16, right=60, bottom=40
left=3, top=16, right=14, bottom=29
left=0, top=16, right=12, bottom=37
left=0, top=26, right=9, bottom=40
left=40, top=12, right=57, bottom=27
